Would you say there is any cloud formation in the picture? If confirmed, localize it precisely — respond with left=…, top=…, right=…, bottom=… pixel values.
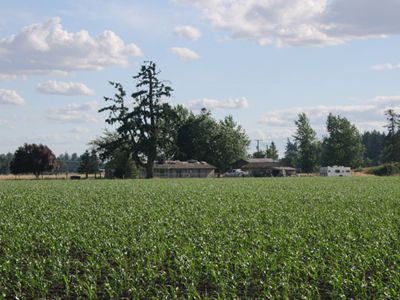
left=178, top=0, right=400, bottom=47
left=0, top=88, right=25, bottom=105
left=186, top=97, right=249, bottom=110
left=175, top=25, right=202, bottom=40
left=169, top=47, right=200, bottom=60
left=372, top=63, right=400, bottom=71
left=37, top=81, right=94, bottom=96
left=46, top=101, right=99, bottom=123
left=0, top=17, right=142, bottom=79
left=260, top=96, right=400, bottom=140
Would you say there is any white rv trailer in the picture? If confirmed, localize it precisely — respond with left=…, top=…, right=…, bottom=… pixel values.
left=320, top=166, right=352, bottom=177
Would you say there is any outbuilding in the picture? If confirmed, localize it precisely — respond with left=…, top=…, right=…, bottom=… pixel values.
left=231, top=158, right=297, bottom=177
left=150, top=160, right=216, bottom=178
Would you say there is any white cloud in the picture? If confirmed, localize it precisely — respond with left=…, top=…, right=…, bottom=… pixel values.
left=169, top=47, right=200, bottom=60
left=372, top=63, right=400, bottom=71
left=0, top=88, right=25, bottom=105
left=177, top=0, right=400, bottom=47
left=37, top=81, right=94, bottom=96
left=175, top=25, right=202, bottom=40
left=0, top=17, right=143, bottom=79
left=186, top=97, right=249, bottom=109
left=46, top=101, right=99, bottom=123
left=250, top=95, right=400, bottom=154
left=260, top=96, right=400, bottom=135
left=69, top=127, right=90, bottom=134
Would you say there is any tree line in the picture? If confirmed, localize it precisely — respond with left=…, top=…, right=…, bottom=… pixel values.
left=1, top=61, right=399, bottom=178
left=280, top=110, right=400, bottom=172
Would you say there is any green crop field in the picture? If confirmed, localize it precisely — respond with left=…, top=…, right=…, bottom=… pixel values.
left=0, top=178, right=399, bottom=299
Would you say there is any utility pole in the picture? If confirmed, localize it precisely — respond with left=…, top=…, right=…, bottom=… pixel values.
left=255, top=139, right=263, bottom=153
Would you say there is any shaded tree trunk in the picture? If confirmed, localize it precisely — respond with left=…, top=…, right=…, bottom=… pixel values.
left=145, top=162, right=154, bottom=179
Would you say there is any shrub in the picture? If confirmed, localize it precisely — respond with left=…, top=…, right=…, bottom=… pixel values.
left=368, top=163, right=400, bottom=176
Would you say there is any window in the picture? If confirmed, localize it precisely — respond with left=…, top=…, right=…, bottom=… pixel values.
left=335, top=170, right=340, bottom=173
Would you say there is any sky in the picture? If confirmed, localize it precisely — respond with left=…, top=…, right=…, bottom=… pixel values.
left=1, top=0, right=400, bottom=156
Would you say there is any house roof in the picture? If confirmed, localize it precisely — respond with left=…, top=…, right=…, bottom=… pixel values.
left=241, top=161, right=280, bottom=170
left=272, top=166, right=297, bottom=171
left=246, top=158, right=277, bottom=163
left=154, top=160, right=216, bottom=170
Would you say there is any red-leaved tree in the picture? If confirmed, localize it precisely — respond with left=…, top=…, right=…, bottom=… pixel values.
left=10, top=143, right=56, bottom=178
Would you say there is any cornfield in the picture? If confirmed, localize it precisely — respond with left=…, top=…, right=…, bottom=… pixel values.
left=0, top=177, right=399, bottom=298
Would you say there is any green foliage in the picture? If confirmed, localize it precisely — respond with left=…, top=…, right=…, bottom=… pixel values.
left=176, top=110, right=250, bottom=172
left=0, top=178, right=399, bottom=298
left=105, top=150, right=137, bottom=179
left=266, top=141, right=278, bottom=160
left=281, top=139, right=299, bottom=168
left=382, top=109, right=400, bottom=163
left=99, top=61, right=174, bottom=178
left=0, top=153, right=13, bottom=174
left=322, top=114, right=364, bottom=169
left=56, top=152, right=80, bottom=173
left=367, top=163, right=400, bottom=176
left=362, top=130, right=385, bottom=166
left=78, top=150, right=99, bottom=178
left=9, top=144, right=56, bottom=178
left=293, top=113, right=319, bottom=173
left=252, top=151, right=265, bottom=158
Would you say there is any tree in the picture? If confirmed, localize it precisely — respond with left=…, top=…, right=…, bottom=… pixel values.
left=321, top=114, right=364, bottom=168
left=362, top=130, right=385, bottom=166
left=78, top=150, right=99, bottom=178
left=293, top=113, right=319, bottom=173
left=89, top=149, right=100, bottom=177
left=382, top=109, right=400, bottom=163
left=175, top=109, right=250, bottom=173
left=10, top=144, right=56, bottom=178
left=0, top=153, right=13, bottom=174
left=266, top=141, right=279, bottom=160
left=105, top=149, right=137, bottom=179
left=252, top=151, right=266, bottom=158
left=213, top=115, right=250, bottom=172
left=281, top=139, right=299, bottom=168
left=78, top=151, right=91, bottom=178
left=91, top=130, right=139, bottom=179
left=99, top=61, right=174, bottom=178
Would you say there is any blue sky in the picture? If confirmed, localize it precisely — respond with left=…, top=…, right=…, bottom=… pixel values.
left=1, top=0, right=400, bottom=156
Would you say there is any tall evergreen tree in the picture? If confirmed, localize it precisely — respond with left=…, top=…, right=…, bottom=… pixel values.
left=281, top=139, right=299, bottom=168
left=0, top=153, right=13, bottom=174
left=293, top=113, right=319, bottom=173
left=78, top=151, right=91, bottom=179
left=266, top=141, right=279, bottom=160
left=99, top=61, right=174, bottom=178
left=382, top=109, right=400, bottom=162
left=362, top=130, right=385, bottom=166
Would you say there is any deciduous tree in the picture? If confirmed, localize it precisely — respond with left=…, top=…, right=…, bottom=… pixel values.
left=10, top=144, right=56, bottom=178
left=321, top=114, right=364, bottom=168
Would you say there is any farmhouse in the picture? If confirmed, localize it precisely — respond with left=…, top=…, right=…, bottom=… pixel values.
left=150, top=160, right=216, bottom=178
left=320, top=166, right=352, bottom=177
left=231, top=158, right=296, bottom=177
